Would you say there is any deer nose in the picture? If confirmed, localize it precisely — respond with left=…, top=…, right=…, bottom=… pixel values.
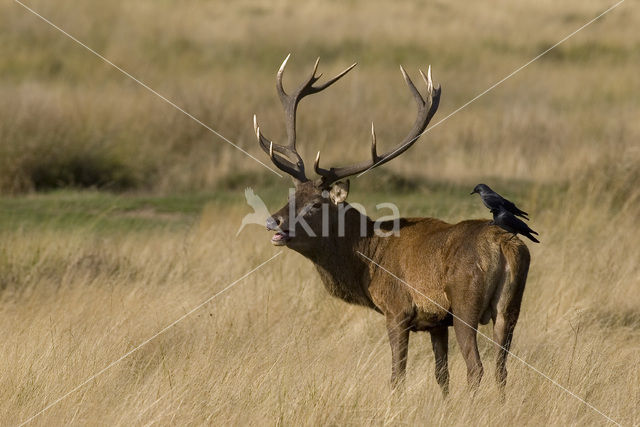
left=266, top=216, right=279, bottom=230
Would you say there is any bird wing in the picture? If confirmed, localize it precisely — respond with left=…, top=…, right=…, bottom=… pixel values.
left=503, top=212, right=525, bottom=230
left=482, top=193, right=503, bottom=211
left=486, top=190, right=529, bottom=219
left=494, top=209, right=539, bottom=243
left=492, top=211, right=513, bottom=233
left=506, top=212, right=538, bottom=234
left=501, top=197, right=529, bottom=218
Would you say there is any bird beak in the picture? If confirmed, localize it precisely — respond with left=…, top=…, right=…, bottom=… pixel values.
left=470, top=190, right=476, bottom=195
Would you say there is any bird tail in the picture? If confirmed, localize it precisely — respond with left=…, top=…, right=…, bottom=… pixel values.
left=525, top=233, right=540, bottom=243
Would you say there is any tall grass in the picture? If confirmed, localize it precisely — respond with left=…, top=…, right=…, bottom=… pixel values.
left=1, top=0, right=638, bottom=192
left=1, top=177, right=638, bottom=424
left=0, top=0, right=638, bottom=425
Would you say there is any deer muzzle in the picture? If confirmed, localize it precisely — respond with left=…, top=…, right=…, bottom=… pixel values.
left=267, top=216, right=290, bottom=246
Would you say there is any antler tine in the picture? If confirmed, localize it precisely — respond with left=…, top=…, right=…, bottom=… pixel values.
left=258, top=55, right=358, bottom=183
left=292, top=58, right=357, bottom=98
left=253, top=114, right=275, bottom=155
left=314, top=65, right=441, bottom=187
left=419, top=65, right=433, bottom=95
left=314, top=151, right=322, bottom=175
left=254, top=113, right=307, bottom=182
left=400, top=65, right=425, bottom=107
left=267, top=141, right=308, bottom=182
left=282, top=58, right=356, bottom=149
left=313, top=62, right=357, bottom=92
left=276, top=54, right=291, bottom=103
left=253, top=114, right=259, bottom=138
left=370, top=122, right=378, bottom=161
left=312, top=57, right=321, bottom=79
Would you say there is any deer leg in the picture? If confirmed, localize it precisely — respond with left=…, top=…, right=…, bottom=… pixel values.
left=386, top=314, right=411, bottom=390
left=493, top=311, right=519, bottom=401
left=493, top=255, right=526, bottom=401
left=429, top=326, right=449, bottom=397
left=453, top=315, right=483, bottom=390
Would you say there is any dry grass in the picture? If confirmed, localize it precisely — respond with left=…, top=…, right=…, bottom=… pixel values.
left=1, top=172, right=639, bottom=425
left=1, top=0, right=638, bottom=192
left=1, top=0, right=639, bottom=425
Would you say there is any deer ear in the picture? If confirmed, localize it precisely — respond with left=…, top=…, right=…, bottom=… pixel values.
left=329, top=180, right=350, bottom=204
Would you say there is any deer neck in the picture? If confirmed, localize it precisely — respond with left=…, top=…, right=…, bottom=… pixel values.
left=289, top=207, right=381, bottom=309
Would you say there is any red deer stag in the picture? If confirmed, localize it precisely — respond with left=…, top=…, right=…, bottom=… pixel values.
left=253, top=55, right=530, bottom=395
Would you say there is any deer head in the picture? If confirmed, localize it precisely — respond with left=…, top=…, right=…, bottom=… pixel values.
left=253, top=55, right=441, bottom=247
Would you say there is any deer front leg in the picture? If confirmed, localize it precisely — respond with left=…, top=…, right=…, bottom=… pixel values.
left=386, top=314, right=411, bottom=390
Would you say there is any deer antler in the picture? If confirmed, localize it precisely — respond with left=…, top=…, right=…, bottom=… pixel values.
left=254, top=54, right=357, bottom=183
left=314, top=65, right=441, bottom=186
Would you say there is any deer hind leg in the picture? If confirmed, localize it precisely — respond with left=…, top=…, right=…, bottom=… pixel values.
left=453, top=313, right=483, bottom=390
left=429, top=326, right=449, bottom=397
left=386, top=314, right=411, bottom=390
left=493, top=247, right=527, bottom=399
left=493, top=312, right=518, bottom=400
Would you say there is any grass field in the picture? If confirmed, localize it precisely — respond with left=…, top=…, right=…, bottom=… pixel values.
left=1, top=0, right=639, bottom=425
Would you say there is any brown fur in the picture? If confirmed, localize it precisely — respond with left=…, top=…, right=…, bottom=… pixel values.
left=269, top=180, right=530, bottom=394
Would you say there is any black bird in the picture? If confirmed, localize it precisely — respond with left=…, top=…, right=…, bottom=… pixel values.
left=491, top=207, right=540, bottom=243
left=471, top=184, right=529, bottom=221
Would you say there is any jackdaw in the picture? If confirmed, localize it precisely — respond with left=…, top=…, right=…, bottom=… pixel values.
left=471, top=183, right=529, bottom=220
left=491, top=207, right=539, bottom=243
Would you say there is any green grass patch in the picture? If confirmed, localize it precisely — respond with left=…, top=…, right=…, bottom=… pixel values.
left=0, top=174, right=561, bottom=235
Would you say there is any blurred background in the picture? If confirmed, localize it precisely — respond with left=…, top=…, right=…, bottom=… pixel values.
left=1, top=0, right=637, bottom=194
left=1, top=1, right=639, bottom=425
